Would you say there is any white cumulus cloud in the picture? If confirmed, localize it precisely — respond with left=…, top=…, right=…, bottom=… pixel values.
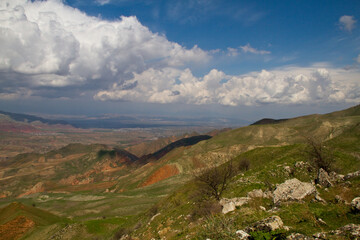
left=339, top=15, right=356, bottom=32
left=0, top=0, right=209, bottom=95
left=95, top=65, right=360, bottom=106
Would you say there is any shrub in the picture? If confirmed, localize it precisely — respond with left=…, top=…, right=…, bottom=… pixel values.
left=198, top=215, right=238, bottom=239
left=148, top=205, right=158, bottom=217
left=190, top=200, right=222, bottom=220
left=238, top=158, right=251, bottom=171
left=113, top=228, right=128, bottom=240
left=249, top=229, right=287, bottom=240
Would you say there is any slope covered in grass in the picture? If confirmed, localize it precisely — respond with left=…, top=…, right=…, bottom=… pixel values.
left=123, top=105, right=360, bottom=239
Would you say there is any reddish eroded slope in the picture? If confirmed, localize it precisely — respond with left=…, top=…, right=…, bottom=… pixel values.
left=0, top=120, right=40, bottom=133
left=141, top=164, right=179, bottom=187
left=0, top=215, right=35, bottom=240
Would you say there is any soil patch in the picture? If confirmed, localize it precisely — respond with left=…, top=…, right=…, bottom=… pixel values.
left=141, top=164, right=179, bottom=187
left=0, top=215, right=35, bottom=240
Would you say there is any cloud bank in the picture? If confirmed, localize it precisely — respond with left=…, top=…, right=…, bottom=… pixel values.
left=0, top=0, right=359, bottom=107
left=95, top=66, right=360, bottom=106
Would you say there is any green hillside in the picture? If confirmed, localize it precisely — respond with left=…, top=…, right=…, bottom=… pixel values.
left=0, top=202, right=63, bottom=226
left=125, top=112, right=360, bottom=239
left=0, top=105, right=359, bottom=239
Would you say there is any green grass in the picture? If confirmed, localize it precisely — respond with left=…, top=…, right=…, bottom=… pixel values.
left=84, top=216, right=135, bottom=236
left=0, top=202, right=66, bottom=226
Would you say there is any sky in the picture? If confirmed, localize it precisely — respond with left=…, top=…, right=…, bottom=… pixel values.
left=0, top=0, right=359, bottom=122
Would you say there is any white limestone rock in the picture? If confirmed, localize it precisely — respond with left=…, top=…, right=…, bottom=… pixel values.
left=273, top=178, right=317, bottom=204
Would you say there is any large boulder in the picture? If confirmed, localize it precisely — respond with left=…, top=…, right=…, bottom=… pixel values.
left=245, top=215, right=284, bottom=232
left=351, top=197, right=360, bottom=212
left=317, top=168, right=333, bottom=187
left=219, top=197, right=250, bottom=214
left=273, top=178, right=317, bottom=204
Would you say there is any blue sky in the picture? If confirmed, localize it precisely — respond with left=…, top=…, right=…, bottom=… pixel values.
left=0, top=0, right=359, bottom=121
left=68, top=0, right=360, bottom=71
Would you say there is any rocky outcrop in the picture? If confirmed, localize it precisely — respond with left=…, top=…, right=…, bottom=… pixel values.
left=329, top=171, right=345, bottom=182
left=317, top=168, right=333, bottom=187
left=286, top=233, right=311, bottom=239
left=313, top=224, right=360, bottom=239
left=236, top=230, right=250, bottom=239
left=344, top=170, right=360, bottom=180
left=273, top=178, right=317, bottom=203
left=332, top=224, right=360, bottom=239
left=245, top=215, right=284, bottom=232
left=247, top=189, right=273, bottom=199
left=351, top=197, right=360, bottom=212
left=273, top=178, right=317, bottom=204
left=247, top=189, right=264, bottom=198
left=219, top=197, right=250, bottom=214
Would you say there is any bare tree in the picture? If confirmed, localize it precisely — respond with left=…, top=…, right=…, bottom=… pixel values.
left=193, top=160, right=235, bottom=201
left=305, top=137, right=333, bottom=172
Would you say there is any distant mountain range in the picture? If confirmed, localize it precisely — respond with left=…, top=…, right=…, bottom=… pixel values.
left=0, top=110, right=250, bottom=129
left=250, top=118, right=289, bottom=125
left=0, top=110, right=69, bottom=125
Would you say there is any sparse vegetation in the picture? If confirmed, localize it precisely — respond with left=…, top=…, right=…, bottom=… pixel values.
left=194, top=160, right=235, bottom=201
left=305, top=137, right=334, bottom=172
left=238, top=157, right=251, bottom=171
left=0, top=105, right=359, bottom=239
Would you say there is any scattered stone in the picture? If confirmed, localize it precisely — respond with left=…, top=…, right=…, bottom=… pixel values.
left=336, top=174, right=345, bottom=181
left=335, top=195, right=348, bottom=204
left=336, top=224, right=360, bottom=238
left=329, top=171, right=345, bottom=182
left=286, top=233, right=311, bottom=240
left=158, top=227, right=170, bottom=237
left=344, top=181, right=352, bottom=187
left=317, top=168, right=333, bottom=187
left=219, top=197, right=250, bottom=214
left=351, top=197, right=360, bottom=212
left=245, top=215, right=284, bottom=232
left=313, top=232, right=327, bottom=239
left=344, top=170, right=360, bottom=180
left=268, top=206, right=281, bottom=212
left=314, top=194, right=326, bottom=203
left=247, top=189, right=264, bottom=198
left=273, top=178, right=317, bottom=204
left=294, top=161, right=308, bottom=168
left=317, top=218, right=327, bottom=225
left=283, top=226, right=290, bottom=231
left=236, top=230, right=250, bottom=239
left=284, top=166, right=292, bottom=175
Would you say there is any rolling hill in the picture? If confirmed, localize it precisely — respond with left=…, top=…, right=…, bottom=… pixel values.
left=0, top=104, right=359, bottom=239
